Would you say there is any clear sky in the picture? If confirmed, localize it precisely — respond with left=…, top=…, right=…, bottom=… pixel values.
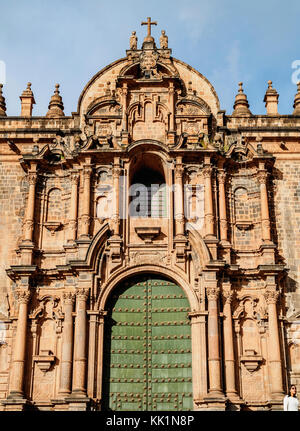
left=1, top=0, right=300, bottom=116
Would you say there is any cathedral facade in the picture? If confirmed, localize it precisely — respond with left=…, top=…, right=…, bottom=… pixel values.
left=0, top=20, right=299, bottom=411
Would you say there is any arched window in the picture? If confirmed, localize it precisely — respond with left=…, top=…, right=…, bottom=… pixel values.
left=130, top=162, right=167, bottom=218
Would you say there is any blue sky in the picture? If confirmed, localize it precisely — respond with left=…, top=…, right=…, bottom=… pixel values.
left=1, top=0, right=300, bottom=116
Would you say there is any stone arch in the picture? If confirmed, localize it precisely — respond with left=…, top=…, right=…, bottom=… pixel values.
left=98, top=264, right=199, bottom=312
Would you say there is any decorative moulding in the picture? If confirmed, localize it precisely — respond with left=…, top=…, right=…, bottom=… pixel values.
left=33, top=349, right=55, bottom=373
left=44, top=221, right=63, bottom=235
left=135, top=227, right=161, bottom=243
left=236, top=221, right=253, bottom=231
left=240, top=349, right=263, bottom=373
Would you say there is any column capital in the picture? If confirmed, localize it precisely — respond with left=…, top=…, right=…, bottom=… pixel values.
left=218, top=169, right=226, bottom=184
left=264, top=289, right=279, bottom=305
left=203, top=165, right=213, bottom=178
left=27, top=172, right=37, bottom=185
left=99, top=309, right=108, bottom=321
left=16, top=289, right=31, bottom=304
left=63, top=291, right=76, bottom=305
left=222, top=289, right=234, bottom=304
left=112, top=166, right=122, bottom=178
left=76, top=288, right=89, bottom=301
left=174, top=164, right=184, bottom=179
left=206, top=285, right=220, bottom=301
left=257, top=170, right=268, bottom=184
left=71, top=170, right=80, bottom=185
left=83, top=165, right=93, bottom=178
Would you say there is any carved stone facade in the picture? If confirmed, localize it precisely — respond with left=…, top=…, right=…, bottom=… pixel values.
left=0, top=20, right=299, bottom=411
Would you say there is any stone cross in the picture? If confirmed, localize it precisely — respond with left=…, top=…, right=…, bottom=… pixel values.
left=141, top=17, right=157, bottom=38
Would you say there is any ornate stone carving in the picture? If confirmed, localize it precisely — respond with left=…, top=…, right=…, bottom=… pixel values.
left=63, top=292, right=75, bottom=305
left=76, top=288, right=89, bottom=301
left=129, top=251, right=168, bottom=266
left=71, top=170, right=80, bottom=185
left=139, top=50, right=159, bottom=77
left=83, top=166, right=93, bottom=179
left=257, top=170, right=268, bottom=184
left=174, top=164, right=184, bottom=179
left=202, top=166, right=212, bottom=178
left=16, top=289, right=31, bottom=304
left=28, top=172, right=37, bottom=185
left=223, top=289, right=234, bottom=304
left=206, top=285, right=219, bottom=301
left=218, top=170, right=226, bottom=184
left=112, top=166, right=122, bottom=178
left=264, top=289, right=279, bottom=305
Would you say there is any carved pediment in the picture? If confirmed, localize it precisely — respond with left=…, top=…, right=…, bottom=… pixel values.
left=86, top=97, right=122, bottom=117
left=176, top=99, right=211, bottom=116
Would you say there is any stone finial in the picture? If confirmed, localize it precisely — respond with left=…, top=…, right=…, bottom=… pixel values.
left=20, top=82, right=35, bottom=117
left=130, top=31, right=138, bottom=50
left=160, top=30, right=168, bottom=49
left=232, top=82, right=252, bottom=116
left=0, top=84, right=7, bottom=116
left=46, top=83, right=65, bottom=118
left=293, top=81, right=300, bottom=115
left=264, top=80, right=279, bottom=115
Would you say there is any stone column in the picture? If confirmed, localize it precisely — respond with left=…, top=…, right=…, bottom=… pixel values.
left=112, top=158, right=121, bottom=236
left=257, top=168, right=271, bottom=242
left=96, top=310, right=107, bottom=403
left=9, top=289, right=31, bottom=398
left=189, top=311, right=207, bottom=405
left=58, top=292, right=75, bottom=396
left=121, top=83, right=128, bottom=131
left=80, top=165, right=92, bottom=238
left=23, top=169, right=37, bottom=243
left=222, top=285, right=239, bottom=400
left=72, top=289, right=89, bottom=396
left=206, top=285, right=223, bottom=397
left=174, top=157, right=185, bottom=236
left=203, top=164, right=214, bottom=237
left=218, top=169, right=227, bottom=241
left=87, top=311, right=98, bottom=398
left=168, top=82, right=175, bottom=131
left=264, top=287, right=284, bottom=399
left=68, top=171, right=79, bottom=242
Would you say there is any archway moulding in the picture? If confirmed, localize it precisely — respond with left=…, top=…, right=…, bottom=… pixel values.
left=97, top=263, right=199, bottom=312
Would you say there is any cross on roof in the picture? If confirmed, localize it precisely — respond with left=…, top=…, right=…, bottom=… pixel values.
left=141, top=17, right=157, bottom=38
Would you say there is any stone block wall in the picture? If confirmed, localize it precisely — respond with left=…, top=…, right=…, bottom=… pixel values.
left=273, top=159, right=300, bottom=314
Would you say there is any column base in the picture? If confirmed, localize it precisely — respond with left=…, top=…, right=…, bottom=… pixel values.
left=65, top=396, right=91, bottom=411
left=1, top=397, right=28, bottom=411
left=269, top=396, right=285, bottom=410
left=201, top=395, right=227, bottom=411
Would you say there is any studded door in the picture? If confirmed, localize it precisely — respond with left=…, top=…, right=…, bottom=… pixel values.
left=102, top=275, right=193, bottom=411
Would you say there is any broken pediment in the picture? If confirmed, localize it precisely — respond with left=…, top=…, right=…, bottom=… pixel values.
left=86, top=96, right=122, bottom=117
left=176, top=99, right=211, bottom=116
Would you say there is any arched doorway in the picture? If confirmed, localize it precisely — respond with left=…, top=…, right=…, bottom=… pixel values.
left=102, top=274, right=193, bottom=411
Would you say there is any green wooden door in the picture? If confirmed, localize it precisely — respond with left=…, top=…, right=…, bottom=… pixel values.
left=102, top=275, right=193, bottom=411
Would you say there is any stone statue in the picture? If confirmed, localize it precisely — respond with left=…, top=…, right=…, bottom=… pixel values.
left=160, top=30, right=168, bottom=49
left=130, top=31, right=138, bottom=50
